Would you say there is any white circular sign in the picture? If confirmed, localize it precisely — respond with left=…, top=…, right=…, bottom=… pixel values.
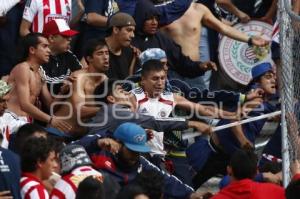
left=218, top=20, right=273, bottom=85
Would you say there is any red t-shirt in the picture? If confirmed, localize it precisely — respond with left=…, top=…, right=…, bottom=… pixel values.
left=212, top=179, right=285, bottom=199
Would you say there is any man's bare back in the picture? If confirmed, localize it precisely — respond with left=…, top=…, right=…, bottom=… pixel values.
left=55, top=69, right=106, bottom=135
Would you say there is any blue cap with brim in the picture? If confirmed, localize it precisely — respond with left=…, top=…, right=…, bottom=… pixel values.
left=45, top=127, right=71, bottom=138
left=251, top=62, right=273, bottom=80
left=114, top=123, right=150, bottom=153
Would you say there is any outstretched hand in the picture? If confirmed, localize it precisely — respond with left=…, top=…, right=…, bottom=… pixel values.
left=188, top=121, right=213, bottom=135
left=0, top=191, right=12, bottom=199
left=145, top=129, right=154, bottom=140
left=238, top=12, right=251, bottom=23
left=246, top=88, right=264, bottom=101
left=97, top=138, right=121, bottom=155
left=50, top=117, right=72, bottom=133
left=199, top=61, right=217, bottom=72
left=251, top=35, right=270, bottom=47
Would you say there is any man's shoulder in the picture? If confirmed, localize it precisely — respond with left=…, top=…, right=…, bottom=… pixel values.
left=255, top=181, right=284, bottom=191
left=122, top=46, right=134, bottom=55
left=58, top=50, right=80, bottom=62
left=0, top=147, right=19, bottom=166
left=11, top=62, right=31, bottom=75
left=72, top=69, right=87, bottom=77
left=62, top=50, right=77, bottom=57
left=13, top=62, right=30, bottom=69
left=131, top=87, right=144, bottom=94
left=252, top=181, right=285, bottom=198
left=194, top=2, right=209, bottom=12
left=0, top=147, right=18, bottom=157
left=59, top=51, right=80, bottom=61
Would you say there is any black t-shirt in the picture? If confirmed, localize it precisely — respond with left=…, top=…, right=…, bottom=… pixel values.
left=106, top=47, right=135, bottom=80
left=232, top=0, right=273, bottom=18
left=40, top=51, right=82, bottom=94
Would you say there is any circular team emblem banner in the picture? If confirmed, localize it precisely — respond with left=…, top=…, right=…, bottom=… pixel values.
left=218, top=21, right=273, bottom=85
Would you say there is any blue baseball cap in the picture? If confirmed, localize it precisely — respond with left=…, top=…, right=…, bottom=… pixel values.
left=251, top=62, right=272, bottom=80
left=113, top=123, right=150, bottom=153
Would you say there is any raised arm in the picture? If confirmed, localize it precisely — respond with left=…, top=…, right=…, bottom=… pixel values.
left=20, top=0, right=38, bottom=36
left=174, top=94, right=237, bottom=119
left=216, top=0, right=250, bottom=23
left=199, top=3, right=268, bottom=46
left=19, top=19, right=32, bottom=37
left=259, top=0, right=277, bottom=24
left=85, top=0, right=108, bottom=27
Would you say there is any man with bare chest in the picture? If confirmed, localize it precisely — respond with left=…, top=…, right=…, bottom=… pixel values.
left=55, top=39, right=109, bottom=136
left=1, top=33, right=71, bottom=141
left=160, top=1, right=268, bottom=62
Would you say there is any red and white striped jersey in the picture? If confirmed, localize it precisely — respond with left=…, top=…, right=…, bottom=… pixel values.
left=50, top=166, right=102, bottom=199
left=20, top=173, right=49, bottom=199
left=23, top=0, right=72, bottom=33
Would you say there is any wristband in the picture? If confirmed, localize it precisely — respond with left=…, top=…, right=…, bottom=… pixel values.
left=48, top=116, right=53, bottom=124
left=247, top=36, right=253, bottom=46
left=239, top=94, right=246, bottom=104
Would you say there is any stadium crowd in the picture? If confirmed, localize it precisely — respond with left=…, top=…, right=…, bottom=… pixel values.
left=0, top=0, right=300, bottom=198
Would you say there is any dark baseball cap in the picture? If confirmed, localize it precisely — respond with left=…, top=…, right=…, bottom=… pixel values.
left=107, top=12, right=136, bottom=28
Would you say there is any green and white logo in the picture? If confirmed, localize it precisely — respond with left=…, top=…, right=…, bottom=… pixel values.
left=218, top=21, right=273, bottom=85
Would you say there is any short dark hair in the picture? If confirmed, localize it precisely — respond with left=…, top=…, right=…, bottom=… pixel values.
left=115, top=184, right=147, bottom=199
left=286, top=178, right=300, bottom=199
left=76, top=176, right=105, bottom=199
left=134, top=170, right=164, bottom=199
left=106, top=26, right=122, bottom=36
left=18, top=32, right=45, bottom=62
left=12, top=123, right=47, bottom=155
left=83, top=39, right=107, bottom=64
left=230, top=150, right=258, bottom=180
left=94, top=78, right=123, bottom=104
left=141, top=59, right=164, bottom=77
left=20, top=137, right=54, bottom=172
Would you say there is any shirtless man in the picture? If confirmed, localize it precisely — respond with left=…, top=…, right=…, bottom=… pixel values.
left=160, top=1, right=269, bottom=61
left=4, top=33, right=70, bottom=135
left=55, top=39, right=109, bottom=136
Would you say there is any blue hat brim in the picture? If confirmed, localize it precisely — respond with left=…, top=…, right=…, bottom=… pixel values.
left=45, top=127, right=71, bottom=138
left=251, top=63, right=272, bottom=79
left=124, top=142, right=151, bottom=153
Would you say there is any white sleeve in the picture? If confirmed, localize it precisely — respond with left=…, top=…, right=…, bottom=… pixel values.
left=0, top=0, right=19, bottom=16
left=22, top=0, right=38, bottom=22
